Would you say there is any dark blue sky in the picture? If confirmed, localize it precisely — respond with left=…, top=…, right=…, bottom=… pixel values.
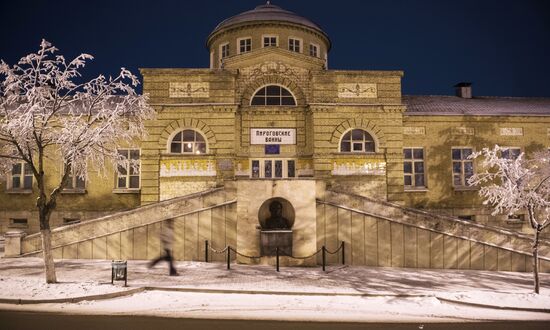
left=1, top=0, right=549, bottom=97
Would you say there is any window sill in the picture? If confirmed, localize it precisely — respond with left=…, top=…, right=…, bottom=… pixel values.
left=161, top=152, right=214, bottom=157
left=61, top=189, right=87, bottom=194
left=453, top=186, right=479, bottom=192
left=404, top=188, right=429, bottom=192
left=5, top=189, right=33, bottom=194
left=112, top=188, right=141, bottom=194
left=8, top=225, right=28, bottom=229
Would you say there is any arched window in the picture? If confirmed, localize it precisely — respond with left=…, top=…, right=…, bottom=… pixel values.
left=340, top=129, right=375, bottom=152
left=251, top=85, right=296, bottom=106
left=170, top=129, right=207, bottom=154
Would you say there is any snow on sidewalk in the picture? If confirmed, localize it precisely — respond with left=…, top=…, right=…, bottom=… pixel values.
left=0, top=257, right=549, bottom=312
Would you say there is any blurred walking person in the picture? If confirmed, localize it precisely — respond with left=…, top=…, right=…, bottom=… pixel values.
left=148, top=219, right=178, bottom=276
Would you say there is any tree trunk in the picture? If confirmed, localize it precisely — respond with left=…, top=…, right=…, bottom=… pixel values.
left=40, top=228, right=57, bottom=283
left=533, top=229, right=540, bottom=294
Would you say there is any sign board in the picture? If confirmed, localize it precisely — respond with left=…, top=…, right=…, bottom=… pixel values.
left=250, top=128, right=296, bottom=145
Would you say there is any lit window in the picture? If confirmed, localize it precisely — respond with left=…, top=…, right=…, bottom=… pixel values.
left=309, top=44, right=318, bottom=57
left=170, top=130, right=207, bottom=154
left=250, top=159, right=296, bottom=179
left=452, top=148, right=474, bottom=187
left=263, top=36, right=277, bottom=47
left=220, top=43, right=229, bottom=59
left=288, top=38, right=301, bottom=52
left=239, top=38, right=251, bottom=53
left=251, top=85, right=296, bottom=106
left=340, top=129, right=375, bottom=152
left=502, top=147, right=521, bottom=160
left=116, top=149, right=140, bottom=189
left=403, top=148, right=425, bottom=188
left=9, top=162, right=32, bottom=190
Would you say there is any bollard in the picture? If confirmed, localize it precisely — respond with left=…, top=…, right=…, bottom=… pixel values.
left=322, top=246, right=326, bottom=272
left=342, top=241, right=345, bottom=265
left=227, top=247, right=231, bottom=270
left=205, top=240, right=209, bottom=262
left=276, top=247, right=280, bottom=272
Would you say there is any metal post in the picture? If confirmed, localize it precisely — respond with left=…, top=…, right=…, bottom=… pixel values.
left=205, top=240, right=209, bottom=262
left=124, top=268, right=127, bottom=287
left=341, top=241, right=345, bottom=265
left=322, top=246, right=326, bottom=272
left=276, top=247, right=280, bottom=272
left=111, top=266, right=114, bottom=284
left=227, top=247, right=231, bottom=270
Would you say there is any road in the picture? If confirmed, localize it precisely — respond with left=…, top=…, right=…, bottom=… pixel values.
left=1, top=311, right=550, bottom=330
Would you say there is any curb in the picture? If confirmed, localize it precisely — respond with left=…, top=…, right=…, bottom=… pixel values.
left=436, top=296, right=550, bottom=314
left=0, top=287, right=145, bottom=305
left=1, top=286, right=549, bottom=314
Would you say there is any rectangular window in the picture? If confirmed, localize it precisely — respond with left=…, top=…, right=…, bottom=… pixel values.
left=250, top=159, right=296, bottom=179
left=288, top=38, right=301, bottom=52
left=458, top=215, right=474, bottom=221
left=263, top=36, right=277, bottom=47
left=63, top=164, right=86, bottom=191
left=220, top=43, right=229, bottom=59
left=116, top=149, right=140, bottom=189
left=252, top=160, right=260, bottom=178
left=502, top=147, right=521, bottom=160
left=403, top=148, right=426, bottom=189
left=9, top=218, right=28, bottom=228
left=309, top=44, right=319, bottom=57
left=239, top=38, right=251, bottom=53
left=9, top=162, right=33, bottom=190
left=452, top=147, right=474, bottom=187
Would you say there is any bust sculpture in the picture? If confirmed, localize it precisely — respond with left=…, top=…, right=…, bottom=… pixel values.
left=264, top=201, right=290, bottom=230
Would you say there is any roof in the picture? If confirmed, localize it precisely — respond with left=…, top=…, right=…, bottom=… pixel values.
left=403, top=95, right=550, bottom=116
left=208, top=3, right=330, bottom=48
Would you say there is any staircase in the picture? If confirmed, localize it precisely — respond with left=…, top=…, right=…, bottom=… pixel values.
left=19, top=187, right=237, bottom=261
left=317, top=189, right=550, bottom=272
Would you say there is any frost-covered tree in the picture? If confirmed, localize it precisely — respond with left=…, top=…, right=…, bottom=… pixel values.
left=0, top=40, right=154, bottom=283
left=468, top=145, right=550, bottom=294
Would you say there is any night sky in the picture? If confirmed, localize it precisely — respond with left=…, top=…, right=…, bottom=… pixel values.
left=1, top=0, right=549, bottom=97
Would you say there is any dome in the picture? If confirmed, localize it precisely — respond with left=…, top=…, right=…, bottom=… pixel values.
left=208, top=2, right=330, bottom=49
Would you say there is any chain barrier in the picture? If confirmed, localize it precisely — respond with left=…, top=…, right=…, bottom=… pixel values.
left=325, top=241, right=345, bottom=255
left=204, top=240, right=345, bottom=272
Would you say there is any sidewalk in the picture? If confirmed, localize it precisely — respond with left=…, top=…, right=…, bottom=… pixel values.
left=0, top=257, right=549, bottom=318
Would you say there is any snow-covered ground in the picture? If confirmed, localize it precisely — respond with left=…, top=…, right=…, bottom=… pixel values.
left=1, top=257, right=549, bottom=322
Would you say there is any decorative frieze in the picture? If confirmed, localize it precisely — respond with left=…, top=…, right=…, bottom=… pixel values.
left=169, top=82, right=209, bottom=98
left=452, top=127, right=475, bottom=136
left=332, top=159, right=386, bottom=176
left=160, top=159, right=216, bottom=177
left=403, top=126, right=425, bottom=135
left=499, top=127, right=523, bottom=136
left=338, top=83, right=377, bottom=98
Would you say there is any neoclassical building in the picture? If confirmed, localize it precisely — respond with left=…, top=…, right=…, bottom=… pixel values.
left=3, top=3, right=550, bottom=272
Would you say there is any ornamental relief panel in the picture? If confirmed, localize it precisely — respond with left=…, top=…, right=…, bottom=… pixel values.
left=338, top=83, right=377, bottom=98
left=160, top=159, right=216, bottom=177
left=332, top=159, right=386, bottom=176
left=499, top=127, right=523, bottom=136
left=240, top=61, right=308, bottom=81
left=169, top=82, right=209, bottom=98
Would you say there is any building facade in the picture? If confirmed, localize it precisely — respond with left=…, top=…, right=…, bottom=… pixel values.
left=2, top=3, right=550, bottom=271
